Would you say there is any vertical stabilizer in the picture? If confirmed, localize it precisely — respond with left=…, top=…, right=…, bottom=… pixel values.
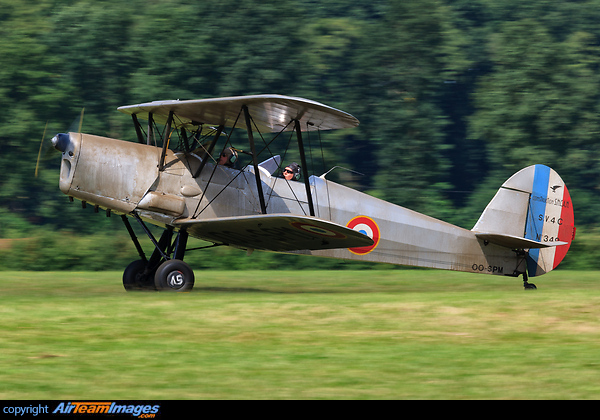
left=472, top=165, right=575, bottom=277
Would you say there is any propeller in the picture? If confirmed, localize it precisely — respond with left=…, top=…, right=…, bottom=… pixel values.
left=69, top=107, right=85, bottom=134
left=34, top=121, right=49, bottom=178
left=34, top=108, right=84, bottom=178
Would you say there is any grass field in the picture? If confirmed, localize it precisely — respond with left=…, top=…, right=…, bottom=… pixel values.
left=1, top=269, right=600, bottom=399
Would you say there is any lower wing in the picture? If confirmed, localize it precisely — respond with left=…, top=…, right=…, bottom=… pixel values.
left=174, top=214, right=374, bottom=251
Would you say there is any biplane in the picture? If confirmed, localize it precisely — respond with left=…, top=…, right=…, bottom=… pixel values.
left=47, top=94, right=575, bottom=291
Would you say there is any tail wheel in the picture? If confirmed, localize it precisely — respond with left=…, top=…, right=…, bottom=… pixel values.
left=154, top=259, right=195, bottom=292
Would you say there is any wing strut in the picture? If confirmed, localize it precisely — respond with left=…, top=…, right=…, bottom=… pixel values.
left=159, top=110, right=174, bottom=171
left=294, top=119, right=316, bottom=216
left=243, top=105, right=267, bottom=214
left=193, top=124, right=224, bottom=179
left=147, top=112, right=153, bottom=145
left=131, top=114, right=145, bottom=145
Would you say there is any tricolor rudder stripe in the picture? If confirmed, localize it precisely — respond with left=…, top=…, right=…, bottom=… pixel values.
left=525, top=164, right=575, bottom=277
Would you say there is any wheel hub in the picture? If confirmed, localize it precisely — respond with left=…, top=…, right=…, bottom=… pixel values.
left=166, top=270, right=185, bottom=289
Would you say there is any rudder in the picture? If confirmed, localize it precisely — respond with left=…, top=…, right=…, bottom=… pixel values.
left=524, top=165, right=575, bottom=276
left=472, top=164, right=575, bottom=277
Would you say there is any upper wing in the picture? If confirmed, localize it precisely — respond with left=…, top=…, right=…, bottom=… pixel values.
left=117, top=94, right=359, bottom=133
left=174, top=214, right=374, bottom=251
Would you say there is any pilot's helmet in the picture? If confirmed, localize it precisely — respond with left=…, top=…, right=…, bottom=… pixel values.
left=286, top=162, right=301, bottom=180
left=219, top=147, right=238, bottom=167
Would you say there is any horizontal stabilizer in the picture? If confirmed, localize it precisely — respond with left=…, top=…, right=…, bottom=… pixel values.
left=475, top=233, right=568, bottom=249
left=174, top=214, right=374, bottom=252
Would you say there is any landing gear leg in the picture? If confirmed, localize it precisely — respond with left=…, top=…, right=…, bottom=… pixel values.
left=122, top=215, right=153, bottom=291
left=523, top=269, right=537, bottom=290
left=121, top=213, right=195, bottom=292
left=515, top=249, right=536, bottom=290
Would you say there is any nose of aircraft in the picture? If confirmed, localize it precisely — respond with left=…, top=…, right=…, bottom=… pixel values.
left=51, top=133, right=71, bottom=153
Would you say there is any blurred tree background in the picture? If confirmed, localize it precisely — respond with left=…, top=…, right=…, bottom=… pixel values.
left=1, top=0, right=600, bottom=271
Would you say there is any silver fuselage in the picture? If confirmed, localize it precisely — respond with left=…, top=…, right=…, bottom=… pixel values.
left=58, top=132, right=523, bottom=277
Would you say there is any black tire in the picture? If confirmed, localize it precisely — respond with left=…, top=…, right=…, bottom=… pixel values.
left=154, top=259, right=195, bottom=292
left=123, top=259, right=155, bottom=291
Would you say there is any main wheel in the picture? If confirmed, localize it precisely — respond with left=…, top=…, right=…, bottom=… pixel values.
left=154, top=259, right=195, bottom=292
left=123, top=259, right=155, bottom=291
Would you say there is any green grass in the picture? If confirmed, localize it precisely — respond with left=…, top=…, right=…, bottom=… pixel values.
left=1, top=269, right=600, bottom=399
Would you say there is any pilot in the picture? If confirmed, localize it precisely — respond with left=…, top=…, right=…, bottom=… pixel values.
left=218, top=147, right=238, bottom=168
left=283, top=162, right=301, bottom=181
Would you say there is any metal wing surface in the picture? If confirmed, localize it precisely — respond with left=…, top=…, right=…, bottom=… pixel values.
left=117, top=94, right=359, bottom=133
left=174, top=214, right=374, bottom=251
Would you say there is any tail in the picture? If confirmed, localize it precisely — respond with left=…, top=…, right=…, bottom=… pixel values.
left=472, top=164, right=575, bottom=277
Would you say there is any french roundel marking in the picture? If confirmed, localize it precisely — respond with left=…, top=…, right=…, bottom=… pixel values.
left=346, top=216, right=380, bottom=255
left=290, top=222, right=346, bottom=239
